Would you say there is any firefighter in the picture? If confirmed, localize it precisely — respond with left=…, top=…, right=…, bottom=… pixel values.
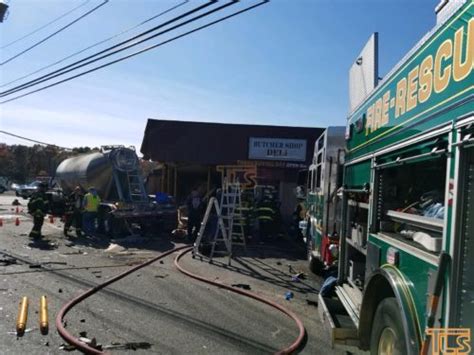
left=82, top=187, right=101, bottom=235
left=256, top=195, right=276, bottom=240
left=186, top=186, right=204, bottom=241
left=64, top=186, right=84, bottom=237
left=293, top=197, right=307, bottom=240
left=28, top=182, right=49, bottom=240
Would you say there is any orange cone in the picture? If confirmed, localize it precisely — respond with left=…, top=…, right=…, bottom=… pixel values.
left=15, top=217, right=20, bottom=226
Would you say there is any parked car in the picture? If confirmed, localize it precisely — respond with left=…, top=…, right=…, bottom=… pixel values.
left=15, top=181, right=43, bottom=199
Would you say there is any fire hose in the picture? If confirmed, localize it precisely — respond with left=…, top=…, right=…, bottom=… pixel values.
left=56, top=246, right=306, bottom=354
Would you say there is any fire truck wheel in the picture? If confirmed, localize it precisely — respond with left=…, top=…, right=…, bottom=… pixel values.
left=370, top=297, right=407, bottom=355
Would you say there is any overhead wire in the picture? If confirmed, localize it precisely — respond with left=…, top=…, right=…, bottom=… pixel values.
left=1, top=0, right=92, bottom=50
left=0, top=0, right=269, bottom=104
left=0, top=130, right=72, bottom=149
left=0, top=0, right=109, bottom=66
left=0, top=0, right=189, bottom=88
left=0, top=0, right=218, bottom=97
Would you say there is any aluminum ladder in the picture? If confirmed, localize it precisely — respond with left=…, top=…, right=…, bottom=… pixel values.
left=125, top=171, right=147, bottom=203
left=192, top=197, right=232, bottom=265
left=220, top=180, right=246, bottom=251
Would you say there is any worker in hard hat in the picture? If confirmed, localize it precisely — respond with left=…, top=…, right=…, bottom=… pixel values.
left=64, top=186, right=84, bottom=237
left=27, top=182, right=49, bottom=240
left=82, top=187, right=101, bottom=236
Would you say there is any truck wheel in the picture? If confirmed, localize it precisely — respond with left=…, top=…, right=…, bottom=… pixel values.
left=307, top=238, right=324, bottom=275
left=370, top=297, right=407, bottom=355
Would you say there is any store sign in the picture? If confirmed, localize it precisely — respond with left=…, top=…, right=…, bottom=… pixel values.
left=248, top=138, right=306, bottom=162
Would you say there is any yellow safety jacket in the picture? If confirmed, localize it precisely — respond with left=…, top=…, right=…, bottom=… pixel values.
left=83, top=193, right=101, bottom=212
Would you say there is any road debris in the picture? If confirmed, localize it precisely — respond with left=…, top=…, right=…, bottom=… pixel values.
left=105, top=243, right=126, bottom=253
left=0, top=257, right=17, bottom=266
left=59, top=343, right=76, bottom=351
left=285, top=291, right=294, bottom=301
left=291, top=272, right=306, bottom=282
left=60, top=250, right=86, bottom=255
left=102, top=342, right=152, bottom=350
left=29, top=261, right=67, bottom=269
left=231, top=283, right=251, bottom=290
left=8, top=327, right=36, bottom=335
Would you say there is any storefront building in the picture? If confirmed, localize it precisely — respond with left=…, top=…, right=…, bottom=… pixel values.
left=140, top=119, right=324, bottom=219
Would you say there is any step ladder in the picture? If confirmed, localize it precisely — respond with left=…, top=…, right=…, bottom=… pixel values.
left=220, top=181, right=246, bottom=251
left=192, top=197, right=232, bottom=265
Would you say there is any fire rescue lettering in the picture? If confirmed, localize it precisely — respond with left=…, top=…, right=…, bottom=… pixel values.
left=365, top=18, right=474, bottom=136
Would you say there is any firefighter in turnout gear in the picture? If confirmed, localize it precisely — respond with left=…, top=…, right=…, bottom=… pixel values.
left=28, top=182, right=49, bottom=240
left=64, top=186, right=84, bottom=237
left=256, top=195, right=276, bottom=240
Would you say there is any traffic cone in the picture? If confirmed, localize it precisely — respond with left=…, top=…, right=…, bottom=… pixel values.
left=15, top=217, right=20, bottom=226
left=15, top=206, right=19, bottom=214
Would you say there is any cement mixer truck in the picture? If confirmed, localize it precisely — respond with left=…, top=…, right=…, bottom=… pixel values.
left=54, top=146, right=177, bottom=237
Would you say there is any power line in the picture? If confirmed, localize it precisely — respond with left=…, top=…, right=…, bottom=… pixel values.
left=0, top=1, right=217, bottom=97
left=1, top=0, right=92, bottom=50
left=0, top=0, right=109, bottom=66
left=0, top=0, right=269, bottom=105
left=0, top=130, right=71, bottom=150
left=0, top=0, right=189, bottom=88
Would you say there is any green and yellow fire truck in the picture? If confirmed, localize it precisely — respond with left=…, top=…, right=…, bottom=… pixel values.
left=315, top=1, right=474, bottom=354
left=301, top=126, right=345, bottom=274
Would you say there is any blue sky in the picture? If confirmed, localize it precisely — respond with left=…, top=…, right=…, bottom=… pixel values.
left=0, top=0, right=438, bottom=150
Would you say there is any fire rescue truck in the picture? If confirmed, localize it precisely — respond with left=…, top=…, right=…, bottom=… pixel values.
left=306, top=1, right=474, bottom=353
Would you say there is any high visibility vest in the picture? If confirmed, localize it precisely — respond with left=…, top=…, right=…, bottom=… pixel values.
left=84, top=193, right=100, bottom=212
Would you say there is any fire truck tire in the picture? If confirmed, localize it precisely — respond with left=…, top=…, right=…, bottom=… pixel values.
left=370, top=297, right=407, bottom=355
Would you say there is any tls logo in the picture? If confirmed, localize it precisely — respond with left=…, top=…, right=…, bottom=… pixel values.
left=426, top=328, right=471, bottom=354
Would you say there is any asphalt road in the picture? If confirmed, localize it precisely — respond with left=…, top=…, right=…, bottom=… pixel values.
left=0, top=192, right=363, bottom=354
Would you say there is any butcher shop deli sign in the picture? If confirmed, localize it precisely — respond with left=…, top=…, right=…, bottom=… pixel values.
left=248, top=137, right=307, bottom=162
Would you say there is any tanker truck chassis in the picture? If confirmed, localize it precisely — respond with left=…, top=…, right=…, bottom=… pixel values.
left=55, top=146, right=176, bottom=237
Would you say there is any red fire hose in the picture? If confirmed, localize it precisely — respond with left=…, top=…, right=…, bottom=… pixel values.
left=56, top=246, right=306, bottom=354
left=174, top=248, right=306, bottom=355
left=56, top=246, right=189, bottom=354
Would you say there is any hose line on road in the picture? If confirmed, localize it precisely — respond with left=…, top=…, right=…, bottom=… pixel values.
left=174, top=247, right=306, bottom=355
left=55, top=245, right=189, bottom=355
left=56, top=246, right=306, bottom=355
